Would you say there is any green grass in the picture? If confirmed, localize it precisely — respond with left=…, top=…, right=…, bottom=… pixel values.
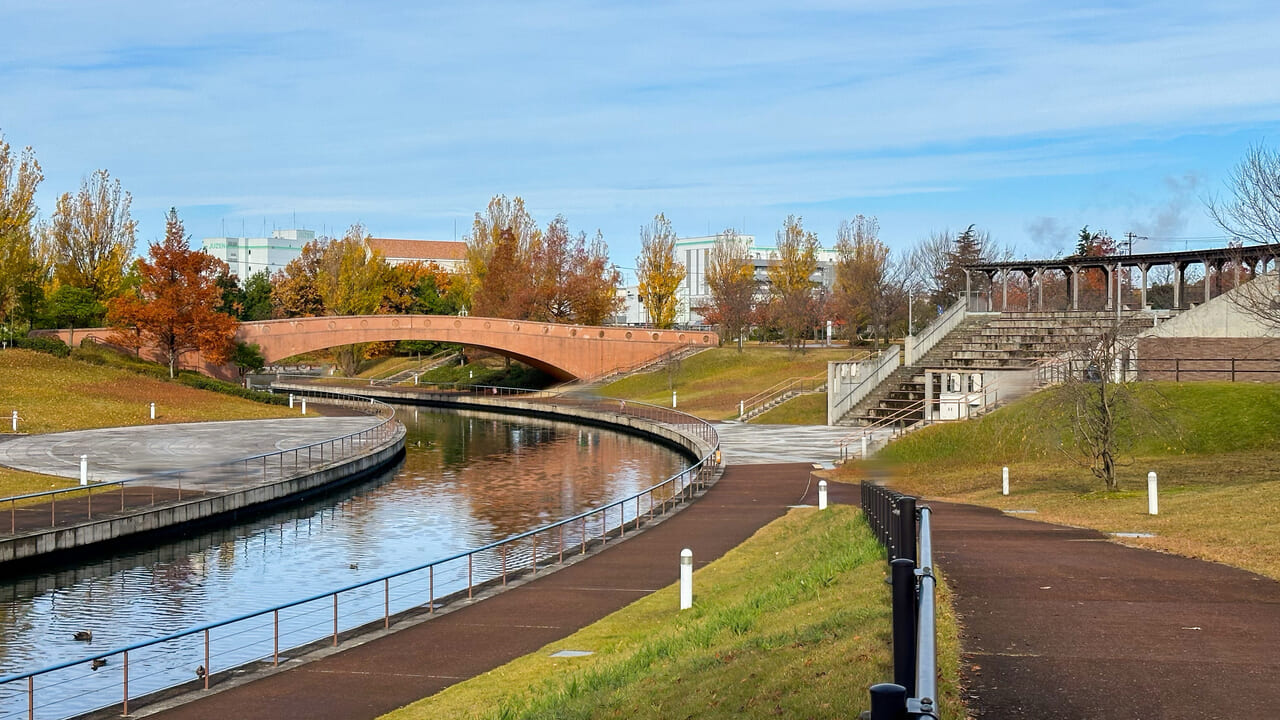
left=600, top=346, right=853, bottom=421
left=751, top=392, right=828, bottom=425
left=841, top=381, right=1280, bottom=580
left=380, top=506, right=965, bottom=720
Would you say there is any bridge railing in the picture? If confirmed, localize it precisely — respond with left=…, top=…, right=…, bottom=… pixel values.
left=0, top=393, right=720, bottom=720
left=860, top=483, right=939, bottom=720
left=1, top=389, right=400, bottom=537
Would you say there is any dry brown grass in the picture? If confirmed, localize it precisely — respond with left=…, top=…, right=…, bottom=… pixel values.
left=838, top=451, right=1280, bottom=581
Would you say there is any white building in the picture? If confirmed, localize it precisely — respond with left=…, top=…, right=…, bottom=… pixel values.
left=620, top=234, right=837, bottom=326
left=202, top=229, right=314, bottom=282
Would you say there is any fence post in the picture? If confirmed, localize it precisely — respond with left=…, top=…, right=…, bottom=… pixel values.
left=898, top=496, right=917, bottom=566
left=891, top=557, right=917, bottom=696
left=868, top=682, right=907, bottom=720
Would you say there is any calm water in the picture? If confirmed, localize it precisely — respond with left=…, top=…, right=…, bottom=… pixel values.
left=0, top=405, right=687, bottom=719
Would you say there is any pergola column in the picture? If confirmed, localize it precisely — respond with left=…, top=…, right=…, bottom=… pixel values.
left=985, top=270, right=997, bottom=311
left=1104, top=264, right=1114, bottom=311
left=1069, top=265, right=1080, bottom=310
left=964, top=269, right=972, bottom=309
left=1001, top=269, right=1009, bottom=312
left=1138, top=263, right=1150, bottom=309
left=1173, top=262, right=1185, bottom=309
left=1031, top=268, right=1042, bottom=311
left=1203, top=259, right=1212, bottom=303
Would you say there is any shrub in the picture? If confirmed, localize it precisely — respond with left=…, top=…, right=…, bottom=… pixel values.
left=14, top=335, right=71, bottom=358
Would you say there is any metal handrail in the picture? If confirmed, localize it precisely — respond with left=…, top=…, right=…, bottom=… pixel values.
left=861, top=483, right=939, bottom=719
left=906, top=297, right=968, bottom=366
left=0, top=392, right=720, bottom=720
left=2, top=390, right=400, bottom=534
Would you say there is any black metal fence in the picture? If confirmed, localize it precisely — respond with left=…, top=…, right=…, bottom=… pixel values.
left=860, top=482, right=939, bottom=720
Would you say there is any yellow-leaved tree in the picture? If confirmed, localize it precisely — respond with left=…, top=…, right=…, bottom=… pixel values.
left=636, top=212, right=684, bottom=328
left=49, top=169, right=137, bottom=303
left=768, top=215, right=820, bottom=351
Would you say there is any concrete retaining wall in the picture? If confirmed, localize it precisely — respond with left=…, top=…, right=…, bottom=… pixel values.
left=273, top=383, right=718, bottom=463
left=0, top=427, right=406, bottom=568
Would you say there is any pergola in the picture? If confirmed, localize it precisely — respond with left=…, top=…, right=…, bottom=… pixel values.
left=964, top=244, right=1278, bottom=312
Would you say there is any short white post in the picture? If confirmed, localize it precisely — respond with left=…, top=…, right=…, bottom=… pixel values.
left=1002, top=466, right=1009, bottom=496
left=818, top=480, right=828, bottom=510
left=469, top=370, right=473, bottom=379
left=1148, top=471, right=1158, bottom=515
left=149, top=402, right=156, bottom=420
left=80, top=455, right=88, bottom=486
left=679, top=548, right=693, bottom=610
left=10, top=410, right=16, bottom=433
left=860, top=435, right=868, bottom=458
left=414, top=374, right=419, bottom=386
left=672, top=391, right=677, bottom=409
left=300, top=399, right=307, bottom=414
left=288, top=394, right=294, bottom=409
left=739, top=400, right=744, bottom=418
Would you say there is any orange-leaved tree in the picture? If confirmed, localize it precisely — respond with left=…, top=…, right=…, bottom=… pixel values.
left=108, top=208, right=238, bottom=377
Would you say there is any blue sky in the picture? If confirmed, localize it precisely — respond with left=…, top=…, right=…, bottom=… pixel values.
left=3, top=0, right=1279, bottom=275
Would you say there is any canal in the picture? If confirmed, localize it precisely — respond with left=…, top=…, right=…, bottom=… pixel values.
left=0, top=404, right=689, bottom=718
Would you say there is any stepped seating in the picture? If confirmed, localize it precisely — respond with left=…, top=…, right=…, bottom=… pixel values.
left=835, top=311, right=1160, bottom=426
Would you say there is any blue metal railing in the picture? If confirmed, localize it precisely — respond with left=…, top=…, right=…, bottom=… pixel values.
left=860, top=482, right=939, bottom=720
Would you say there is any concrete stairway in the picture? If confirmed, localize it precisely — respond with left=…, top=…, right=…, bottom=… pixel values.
left=834, top=311, right=1161, bottom=427
left=837, top=317, right=993, bottom=427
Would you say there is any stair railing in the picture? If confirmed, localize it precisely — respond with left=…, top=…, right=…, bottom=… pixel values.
left=905, top=297, right=968, bottom=366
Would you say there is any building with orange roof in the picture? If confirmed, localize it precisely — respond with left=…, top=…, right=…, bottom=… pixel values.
left=365, top=237, right=468, bottom=272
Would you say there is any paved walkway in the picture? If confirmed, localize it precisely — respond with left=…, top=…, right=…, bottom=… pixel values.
left=0, top=417, right=380, bottom=486
left=930, top=500, right=1280, bottom=719
left=713, top=421, right=892, bottom=466
left=139, top=463, right=836, bottom=720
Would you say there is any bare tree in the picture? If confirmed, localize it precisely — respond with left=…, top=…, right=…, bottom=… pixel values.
left=833, top=215, right=903, bottom=347
left=1049, top=319, right=1165, bottom=491
left=1207, top=144, right=1280, bottom=328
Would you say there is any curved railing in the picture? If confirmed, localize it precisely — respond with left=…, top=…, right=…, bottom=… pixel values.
left=0, top=391, right=720, bottom=720
left=1, top=389, right=400, bottom=536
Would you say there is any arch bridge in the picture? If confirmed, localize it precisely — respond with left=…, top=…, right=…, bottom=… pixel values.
left=237, top=315, right=717, bottom=381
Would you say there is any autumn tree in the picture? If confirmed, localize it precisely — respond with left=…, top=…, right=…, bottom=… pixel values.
left=636, top=212, right=684, bottom=328
left=271, top=240, right=327, bottom=318
left=768, top=215, right=820, bottom=351
left=701, top=229, right=756, bottom=350
left=49, top=169, right=137, bottom=302
left=315, top=224, right=393, bottom=374
left=464, top=195, right=542, bottom=317
left=107, top=209, right=237, bottom=377
left=0, top=134, right=45, bottom=331
left=834, top=215, right=901, bottom=347
left=564, top=230, right=624, bottom=325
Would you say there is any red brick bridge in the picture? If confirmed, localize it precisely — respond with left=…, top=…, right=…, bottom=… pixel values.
left=48, top=316, right=717, bottom=381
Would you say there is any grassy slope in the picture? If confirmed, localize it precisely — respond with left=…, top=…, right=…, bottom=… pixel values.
left=381, top=506, right=964, bottom=720
left=751, top=392, right=828, bottom=425
left=848, top=381, right=1280, bottom=579
left=600, top=346, right=849, bottom=421
left=1, top=349, right=300, bottom=498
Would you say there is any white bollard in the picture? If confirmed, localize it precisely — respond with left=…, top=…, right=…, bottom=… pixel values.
left=818, top=480, right=828, bottom=510
left=80, top=455, right=88, bottom=486
left=414, top=374, right=419, bottom=386
left=10, top=410, right=16, bottom=433
left=1002, top=466, right=1009, bottom=496
left=672, top=391, right=677, bottom=409
left=1148, top=471, right=1158, bottom=515
left=301, top=399, right=307, bottom=414
left=469, top=370, right=473, bottom=379
left=679, top=548, right=693, bottom=610
left=150, top=402, right=156, bottom=420
left=289, top=394, right=294, bottom=409
left=860, top=435, right=868, bottom=458
left=739, top=400, right=744, bottom=418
